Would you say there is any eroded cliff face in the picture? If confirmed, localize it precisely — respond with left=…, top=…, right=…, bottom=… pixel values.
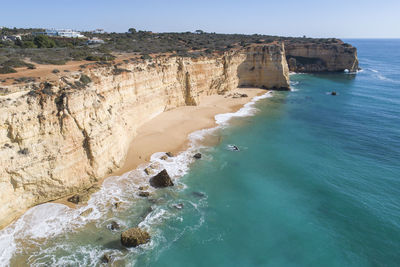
left=0, top=44, right=290, bottom=228
left=285, top=41, right=359, bottom=72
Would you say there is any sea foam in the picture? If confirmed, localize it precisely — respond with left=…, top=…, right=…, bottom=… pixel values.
left=0, top=90, right=273, bottom=266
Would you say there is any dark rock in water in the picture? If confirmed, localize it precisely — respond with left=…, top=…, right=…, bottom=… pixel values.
left=331, top=91, right=337, bottom=95
left=192, top=191, right=206, bottom=198
left=101, top=253, right=112, bottom=263
left=150, top=169, right=174, bottom=188
left=160, top=155, right=168, bottom=160
left=121, top=227, right=150, bottom=247
left=138, top=191, right=150, bottom=197
left=166, top=152, right=174, bottom=157
left=108, top=221, right=120, bottom=231
left=173, top=203, right=184, bottom=210
left=193, top=153, right=202, bottom=159
left=114, top=202, right=122, bottom=209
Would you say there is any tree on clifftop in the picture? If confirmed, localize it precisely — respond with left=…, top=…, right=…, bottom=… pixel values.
left=128, top=28, right=137, bottom=34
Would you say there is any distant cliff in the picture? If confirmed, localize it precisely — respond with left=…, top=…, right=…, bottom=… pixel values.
left=285, top=40, right=359, bottom=72
left=0, top=44, right=289, bottom=228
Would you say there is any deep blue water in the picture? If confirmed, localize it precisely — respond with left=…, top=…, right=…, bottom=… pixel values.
left=3, top=39, right=400, bottom=266
left=135, top=39, right=400, bottom=266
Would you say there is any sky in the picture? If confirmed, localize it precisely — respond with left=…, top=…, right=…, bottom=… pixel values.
left=2, top=0, right=400, bottom=38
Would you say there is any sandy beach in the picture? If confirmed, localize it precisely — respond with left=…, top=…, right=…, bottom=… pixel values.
left=112, top=88, right=267, bottom=176
left=52, top=88, right=267, bottom=208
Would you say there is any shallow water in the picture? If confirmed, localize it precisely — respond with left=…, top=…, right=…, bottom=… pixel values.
left=1, top=39, right=400, bottom=266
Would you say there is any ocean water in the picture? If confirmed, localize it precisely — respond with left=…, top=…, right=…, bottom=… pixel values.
left=1, top=39, right=400, bottom=266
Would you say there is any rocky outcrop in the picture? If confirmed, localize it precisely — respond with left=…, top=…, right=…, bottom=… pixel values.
left=0, top=40, right=357, bottom=229
left=121, top=227, right=150, bottom=247
left=149, top=169, right=174, bottom=188
left=285, top=41, right=359, bottom=72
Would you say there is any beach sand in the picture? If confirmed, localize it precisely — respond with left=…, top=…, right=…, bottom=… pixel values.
left=54, top=88, right=267, bottom=207
left=113, top=88, right=267, bottom=175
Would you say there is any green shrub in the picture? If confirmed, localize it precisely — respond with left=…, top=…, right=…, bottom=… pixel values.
left=79, top=74, right=92, bottom=85
left=85, top=55, right=101, bottom=61
left=33, top=35, right=56, bottom=48
left=0, top=66, right=17, bottom=74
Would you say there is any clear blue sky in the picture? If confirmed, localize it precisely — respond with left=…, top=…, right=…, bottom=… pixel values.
left=2, top=0, right=400, bottom=38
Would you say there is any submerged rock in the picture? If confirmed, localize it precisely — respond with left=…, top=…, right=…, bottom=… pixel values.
left=192, top=191, right=206, bottom=198
left=138, top=191, right=150, bottom=197
left=166, top=152, right=174, bottom=157
left=173, top=203, right=184, bottom=210
left=101, top=253, right=112, bottom=263
left=108, top=221, right=120, bottom=231
left=331, top=91, right=337, bottom=95
left=193, top=153, right=202, bottom=159
left=80, top=207, right=93, bottom=217
left=150, top=169, right=174, bottom=188
left=160, top=155, right=168, bottom=160
left=121, top=227, right=150, bottom=247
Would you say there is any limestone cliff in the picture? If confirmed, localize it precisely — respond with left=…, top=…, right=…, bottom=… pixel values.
left=0, top=44, right=290, bottom=228
left=285, top=40, right=359, bottom=72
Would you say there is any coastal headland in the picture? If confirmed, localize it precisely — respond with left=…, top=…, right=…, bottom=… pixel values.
left=0, top=36, right=358, bottom=229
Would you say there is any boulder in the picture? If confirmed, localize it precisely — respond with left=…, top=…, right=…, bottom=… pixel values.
left=150, top=169, right=174, bottom=188
left=193, top=153, right=202, bottom=159
left=138, top=191, right=150, bottom=197
left=121, top=227, right=150, bottom=247
left=166, top=152, right=174, bottom=157
left=67, top=194, right=81, bottom=204
left=331, top=91, right=337, bottom=95
left=160, top=155, right=168, bottom=160
left=144, top=167, right=154, bottom=175
left=67, top=185, right=100, bottom=204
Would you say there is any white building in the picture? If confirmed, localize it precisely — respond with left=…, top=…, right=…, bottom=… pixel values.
left=35, top=29, right=85, bottom=38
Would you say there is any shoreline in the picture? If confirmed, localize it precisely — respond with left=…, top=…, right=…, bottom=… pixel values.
left=52, top=88, right=268, bottom=208
left=0, top=87, right=271, bottom=265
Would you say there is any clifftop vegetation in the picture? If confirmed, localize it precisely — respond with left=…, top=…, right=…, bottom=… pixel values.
left=0, top=27, right=348, bottom=73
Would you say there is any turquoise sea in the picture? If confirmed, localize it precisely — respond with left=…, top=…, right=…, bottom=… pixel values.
left=1, top=39, right=400, bottom=266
